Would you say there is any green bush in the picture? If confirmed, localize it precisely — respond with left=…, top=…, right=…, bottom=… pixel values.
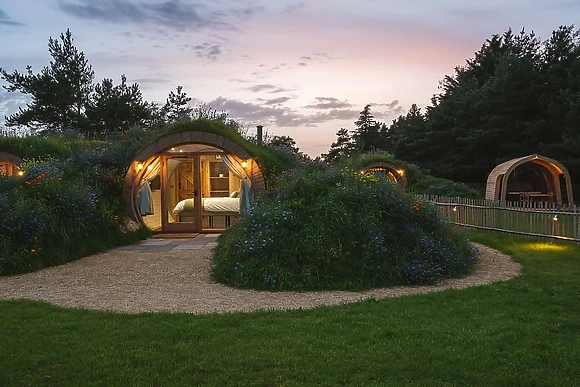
left=212, top=167, right=477, bottom=291
left=0, top=156, right=150, bottom=276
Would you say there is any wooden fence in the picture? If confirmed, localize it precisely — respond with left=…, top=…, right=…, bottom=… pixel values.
left=416, top=195, right=580, bottom=243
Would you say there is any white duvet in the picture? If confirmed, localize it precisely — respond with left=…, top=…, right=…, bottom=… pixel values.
left=173, top=197, right=240, bottom=215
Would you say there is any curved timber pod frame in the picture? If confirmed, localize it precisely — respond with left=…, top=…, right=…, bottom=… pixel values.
left=122, top=130, right=266, bottom=227
left=0, top=151, right=23, bottom=176
left=485, top=154, right=574, bottom=206
left=363, top=162, right=408, bottom=189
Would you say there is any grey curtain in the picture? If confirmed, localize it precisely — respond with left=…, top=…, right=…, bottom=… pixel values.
left=138, top=157, right=161, bottom=216
left=222, top=155, right=253, bottom=213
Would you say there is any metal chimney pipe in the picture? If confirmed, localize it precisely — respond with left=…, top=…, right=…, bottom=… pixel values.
left=256, top=125, right=263, bottom=146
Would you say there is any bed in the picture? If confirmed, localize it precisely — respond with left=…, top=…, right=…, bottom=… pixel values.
left=173, top=197, right=240, bottom=224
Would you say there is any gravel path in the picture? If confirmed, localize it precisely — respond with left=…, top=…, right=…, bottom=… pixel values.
left=0, top=242, right=521, bottom=314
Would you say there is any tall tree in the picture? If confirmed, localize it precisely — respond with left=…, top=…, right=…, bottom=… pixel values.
left=323, top=127, right=353, bottom=163
left=162, top=85, right=193, bottom=123
left=85, top=75, right=153, bottom=136
left=386, top=104, right=427, bottom=159
left=268, top=135, right=300, bottom=155
left=352, top=104, right=381, bottom=152
left=387, top=25, right=580, bottom=198
left=1, top=29, right=94, bottom=135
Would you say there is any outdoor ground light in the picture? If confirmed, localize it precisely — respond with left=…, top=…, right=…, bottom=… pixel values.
left=453, top=206, right=457, bottom=212
left=553, top=214, right=558, bottom=221
left=17, top=170, right=24, bottom=176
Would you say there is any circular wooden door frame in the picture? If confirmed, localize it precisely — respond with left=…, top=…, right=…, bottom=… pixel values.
left=122, top=131, right=265, bottom=227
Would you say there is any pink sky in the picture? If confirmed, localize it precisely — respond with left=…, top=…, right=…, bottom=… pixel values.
left=1, top=0, right=577, bottom=156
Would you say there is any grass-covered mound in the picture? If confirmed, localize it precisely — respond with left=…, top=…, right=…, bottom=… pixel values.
left=0, top=137, right=150, bottom=276
left=213, top=167, right=477, bottom=291
left=344, top=152, right=483, bottom=198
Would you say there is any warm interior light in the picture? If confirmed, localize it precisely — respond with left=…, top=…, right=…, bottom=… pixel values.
left=137, top=163, right=144, bottom=171
left=179, top=149, right=183, bottom=152
left=147, top=164, right=153, bottom=171
left=397, top=169, right=405, bottom=176
left=241, top=160, right=248, bottom=168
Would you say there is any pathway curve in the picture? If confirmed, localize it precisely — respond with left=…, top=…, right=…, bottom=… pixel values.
left=0, top=236, right=521, bottom=314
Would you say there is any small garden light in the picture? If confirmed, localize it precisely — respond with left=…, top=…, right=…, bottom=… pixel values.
left=553, top=214, right=558, bottom=221
left=17, top=170, right=24, bottom=176
left=453, top=206, right=457, bottom=212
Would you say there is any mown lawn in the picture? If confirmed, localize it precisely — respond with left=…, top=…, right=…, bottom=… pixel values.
left=1, top=230, right=579, bottom=386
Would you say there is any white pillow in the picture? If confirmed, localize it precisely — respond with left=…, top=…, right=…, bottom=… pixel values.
left=229, top=190, right=239, bottom=198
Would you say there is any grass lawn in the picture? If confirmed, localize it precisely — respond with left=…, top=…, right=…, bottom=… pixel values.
left=1, top=230, right=579, bottom=386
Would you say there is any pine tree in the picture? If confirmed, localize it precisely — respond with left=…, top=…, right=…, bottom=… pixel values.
left=352, top=104, right=381, bottom=152
left=86, top=75, right=153, bottom=136
left=162, top=86, right=193, bottom=123
left=323, top=127, right=353, bottom=163
left=1, top=29, right=94, bottom=135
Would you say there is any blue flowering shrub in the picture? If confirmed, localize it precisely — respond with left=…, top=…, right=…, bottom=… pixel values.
left=0, top=146, right=149, bottom=276
left=212, top=167, right=477, bottom=290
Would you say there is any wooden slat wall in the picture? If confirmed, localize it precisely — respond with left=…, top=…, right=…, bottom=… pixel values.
left=416, top=195, right=580, bottom=242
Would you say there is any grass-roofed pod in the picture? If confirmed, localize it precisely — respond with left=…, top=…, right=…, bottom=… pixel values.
left=363, top=162, right=408, bottom=189
left=486, top=154, right=574, bottom=206
left=213, top=166, right=477, bottom=291
left=342, top=152, right=481, bottom=198
left=0, top=151, right=23, bottom=176
left=123, top=120, right=273, bottom=234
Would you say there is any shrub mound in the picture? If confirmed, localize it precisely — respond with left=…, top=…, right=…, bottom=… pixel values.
left=0, top=142, right=150, bottom=276
left=213, top=167, right=477, bottom=291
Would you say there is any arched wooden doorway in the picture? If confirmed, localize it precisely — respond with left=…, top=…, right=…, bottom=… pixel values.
left=363, top=162, right=408, bottom=189
left=123, top=131, right=265, bottom=233
left=485, top=154, right=574, bottom=206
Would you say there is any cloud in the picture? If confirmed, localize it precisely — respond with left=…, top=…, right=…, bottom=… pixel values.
left=284, top=2, right=306, bottom=13
left=247, top=84, right=291, bottom=93
left=182, top=42, right=222, bottom=61
left=0, top=9, right=24, bottom=26
left=369, top=100, right=404, bottom=121
left=296, top=52, right=333, bottom=67
left=228, top=5, right=264, bottom=19
left=305, top=97, right=353, bottom=110
left=261, top=96, right=293, bottom=105
left=0, top=90, right=30, bottom=119
left=58, top=0, right=231, bottom=31
left=207, top=96, right=359, bottom=128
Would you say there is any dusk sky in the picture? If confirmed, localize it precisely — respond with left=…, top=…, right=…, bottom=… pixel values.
left=0, top=1, right=577, bottom=157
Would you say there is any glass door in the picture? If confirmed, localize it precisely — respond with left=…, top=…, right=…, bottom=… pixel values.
left=200, top=155, right=242, bottom=232
left=158, top=151, right=244, bottom=233
left=162, top=155, right=202, bottom=232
